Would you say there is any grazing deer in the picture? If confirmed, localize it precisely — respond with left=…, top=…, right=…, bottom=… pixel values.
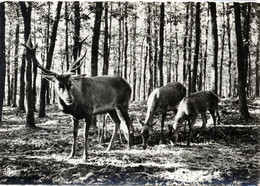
left=170, top=91, right=219, bottom=146
left=23, top=40, right=133, bottom=162
left=138, top=82, right=186, bottom=149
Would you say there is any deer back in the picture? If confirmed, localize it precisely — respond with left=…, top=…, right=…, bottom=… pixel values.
left=56, top=75, right=131, bottom=119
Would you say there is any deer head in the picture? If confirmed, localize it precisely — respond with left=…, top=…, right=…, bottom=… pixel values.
left=22, top=36, right=86, bottom=106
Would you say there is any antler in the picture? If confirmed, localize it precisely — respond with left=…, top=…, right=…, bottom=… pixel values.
left=67, top=51, right=87, bottom=74
left=22, top=35, right=58, bottom=77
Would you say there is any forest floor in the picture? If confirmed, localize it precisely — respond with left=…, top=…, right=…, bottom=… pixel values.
left=0, top=97, right=259, bottom=185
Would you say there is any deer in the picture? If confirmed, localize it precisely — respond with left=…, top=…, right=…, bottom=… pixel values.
left=170, top=91, right=219, bottom=146
left=23, top=38, right=134, bottom=162
left=138, top=82, right=186, bottom=149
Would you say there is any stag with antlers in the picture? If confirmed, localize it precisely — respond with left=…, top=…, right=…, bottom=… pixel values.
left=23, top=38, right=134, bottom=162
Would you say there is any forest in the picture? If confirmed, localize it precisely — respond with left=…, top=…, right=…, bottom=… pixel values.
left=0, top=1, right=259, bottom=185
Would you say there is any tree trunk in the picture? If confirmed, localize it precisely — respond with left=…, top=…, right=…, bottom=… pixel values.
left=91, top=2, right=103, bottom=77
left=73, top=1, right=81, bottom=74
left=7, top=41, right=11, bottom=106
left=183, top=3, right=190, bottom=86
left=147, top=3, right=153, bottom=95
left=219, top=3, right=226, bottom=97
left=167, top=22, right=172, bottom=84
left=12, top=22, right=19, bottom=107
left=242, top=3, right=251, bottom=96
left=0, top=2, right=6, bottom=122
left=20, top=2, right=35, bottom=128
left=143, top=45, right=148, bottom=100
left=158, top=2, right=165, bottom=87
left=103, top=2, right=109, bottom=75
left=234, top=2, right=251, bottom=119
left=256, top=25, right=260, bottom=97
left=209, top=2, right=218, bottom=95
left=203, top=7, right=209, bottom=90
left=19, top=54, right=25, bottom=111
left=65, top=2, right=69, bottom=71
left=191, top=2, right=201, bottom=93
left=39, top=2, right=62, bottom=118
left=175, top=24, right=179, bottom=82
left=132, top=14, right=137, bottom=101
left=124, top=2, right=128, bottom=80
left=187, top=3, right=194, bottom=95
left=153, top=4, right=158, bottom=89
left=227, top=3, right=232, bottom=97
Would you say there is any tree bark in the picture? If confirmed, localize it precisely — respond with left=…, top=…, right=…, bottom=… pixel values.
left=219, top=3, right=226, bottom=97
left=103, top=2, right=109, bottom=75
left=256, top=24, right=260, bottom=97
left=147, top=3, right=153, bottom=95
left=124, top=2, right=128, bottom=80
left=158, top=2, right=165, bottom=87
left=0, top=2, right=6, bottom=122
left=132, top=14, right=137, bottom=101
left=227, top=4, right=232, bottom=97
left=91, top=2, right=103, bottom=77
left=234, top=2, right=251, bottom=119
left=73, top=1, right=81, bottom=74
left=209, top=2, right=218, bottom=95
left=153, top=4, right=158, bottom=89
left=191, top=2, right=201, bottom=93
left=20, top=2, right=35, bottom=128
left=65, top=2, right=69, bottom=71
left=12, top=22, right=19, bottom=107
left=183, top=3, right=190, bottom=86
left=187, top=3, right=194, bottom=95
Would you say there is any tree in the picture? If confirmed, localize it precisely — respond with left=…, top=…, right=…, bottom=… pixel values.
left=38, top=2, right=62, bottom=118
left=12, top=21, right=19, bottom=107
left=0, top=2, right=6, bottom=122
left=234, top=2, right=251, bottom=119
left=103, top=2, right=109, bottom=75
left=147, top=3, right=153, bottom=95
left=20, top=2, right=35, bottom=128
left=124, top=2, right=129, bottom=80
left=183, top=3, right=190, bottom=86
left=73, top=1, right=81, bottom=74
left=91, top=2, right=103, bottom=77
left=158, top=2, right=165, bottom=87
left=209, top=2, right=218, bottom=95
left=227, top=3, right=232, bottom=97
left=191, top=2, right=201, bottom=93
left=256, top=23, right=260, bottom=97
left=219, top=4, right=226, bottom=97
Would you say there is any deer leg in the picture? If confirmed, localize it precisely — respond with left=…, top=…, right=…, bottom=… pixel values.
left=97, top=115, right=102, bottom=143
left=83, top=116, right=91, bottom=162
left=107, top=110, right=120, bottom=151
left=209, top=109, right=217, bottom=136
left=120, top=108, right=134, bottom=149
left=187, top=116, right=197, bottom=147
left=197, top=113, right=207, bottom=138
left=160, top=112, right=166, bottom=144
left=116, top=107, right=133, bottom=150
left=68, top=118, right=79, bottom=159
left=102, top=114, right=106, bottom=142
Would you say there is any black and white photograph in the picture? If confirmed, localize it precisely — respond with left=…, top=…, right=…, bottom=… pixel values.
left=0, top=1, right=259, bottom=185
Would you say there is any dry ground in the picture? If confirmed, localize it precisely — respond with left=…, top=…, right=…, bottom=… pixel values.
left=0, top=98, right=259, bottom=185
